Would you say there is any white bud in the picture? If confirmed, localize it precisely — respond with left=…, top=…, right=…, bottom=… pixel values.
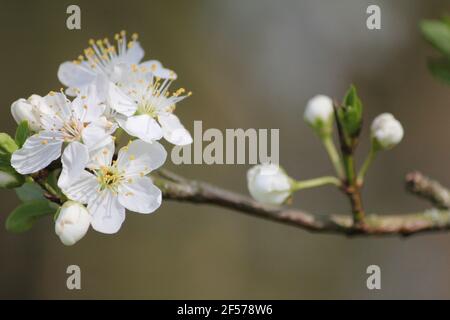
left=247, top=163, right=292, bottom=205
left=304, top=95, right=334, bottom=128
left=55, top=201, right=91, bottom=246
left=371, top=113, right=404, bottom=150
left=10, top=95, right=47, bottom=131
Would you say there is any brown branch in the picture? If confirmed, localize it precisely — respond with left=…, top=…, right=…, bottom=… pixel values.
left=406, top=171, right=450, bottom=209
left=153, top=170, right=450, bottom=237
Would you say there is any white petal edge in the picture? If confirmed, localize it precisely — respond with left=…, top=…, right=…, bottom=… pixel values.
left=118, top=176, right=162, bottom=214
left=158, top=113, right=193, bottom=146
left=58, top=141, right=89, bottom=190
left=11, top=131, right=64, bottom=174
left=116, top=139, right=167, bottom=176
left=124, top=114, right=163, bottom=143
left=89, top=190, right=126, bottom=234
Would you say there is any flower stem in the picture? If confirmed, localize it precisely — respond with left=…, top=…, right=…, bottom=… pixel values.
left=356, top=143, right=378, bottom=186
left=321, top=135, right=345, bottom=179
left=292, top=176, right=341, bottom=191
left=343, top=153, right=355, bottom=184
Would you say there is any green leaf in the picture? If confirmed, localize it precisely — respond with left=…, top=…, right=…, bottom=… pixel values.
left=15, top=182, right=45, bottom=202
left=15, top=121, right=30, bottom=148
left=0, top=153, right=11, bottom=169
left=428, top=57, right=450, bottom=84
left=5, top=200, right=57, bottom=233
left=338, top=85, right=363, bottom=139
left=0, top=133, right=18, bottom=154
left=420, top=19, right=450, bottom=56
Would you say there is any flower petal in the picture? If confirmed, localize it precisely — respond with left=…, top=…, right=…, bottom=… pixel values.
left=71, top=88, right=105, bottom=123
left=124, top=115, right=163, bottom=143
left=158, top=113, right=193, bottom=146
left=140, top=60, right=177, bottom=79
left=57, top=61, right=96, bottom=91
left=82, top=117, right=116, bottom=149
left=116, top=139, right=167, bottom=176
left=89, top=190, right=126, bottom=234
left=58, top=141, right=89, bottom=190
left=106, top=82, right=137, bottom=117
left=61, top=171, right=98, bottom=204
left=11, top=131, right=64, bottom=174
left=124, top=41, right=145, bottom=64
left=42, top=92, right=72, bottom=120
left=118, top=176, right=162, bottom=214
left=87, top=136, right=115, bottom=169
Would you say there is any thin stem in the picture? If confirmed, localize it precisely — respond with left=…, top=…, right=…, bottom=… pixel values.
left=357, top=144, right=378, bottom=185
left=321, top=135, right=345, bottom=179
left=292, top=176, right=341, bottom=191
left=343, top=154, right=355, bottom=184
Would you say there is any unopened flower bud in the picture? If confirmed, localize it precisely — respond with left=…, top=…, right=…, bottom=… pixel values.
left=55, top=201, right=91, bottom=246
left=304, top=95, right=334, bottom=133
left=11, top=95, right=47, bottom=131
left=247, top=163, right=292, bottom=205
left=371, top=113, right=404, bottom=150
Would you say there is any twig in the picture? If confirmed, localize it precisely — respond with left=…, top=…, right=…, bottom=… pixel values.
left=406, top=171, right=450, bottom=209
left=152, top=171, right=450, bottom=237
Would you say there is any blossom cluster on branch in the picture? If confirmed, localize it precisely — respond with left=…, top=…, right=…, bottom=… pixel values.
left=1, top=31, right=193, bottom=245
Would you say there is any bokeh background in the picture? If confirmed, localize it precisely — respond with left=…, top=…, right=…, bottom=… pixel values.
left=0, top=0, right=449, bottom=299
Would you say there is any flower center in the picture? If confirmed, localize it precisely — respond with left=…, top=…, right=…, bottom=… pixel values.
left=73, top=30, right=139, bottom=72
left=96, top=166, right=124, bottom=191
left=136, top=101, right=158, bottom=118
left=61, top=118, right=84, bottom=143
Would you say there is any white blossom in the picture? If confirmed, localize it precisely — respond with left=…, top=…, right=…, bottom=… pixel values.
left=55, top=201, right=91, bottom=246
left=371, top=113, right=404, bottom=150
left=11, top=90, right=115, bottom=175
left=59, top=139, right=167, bottom=234
left=107, top=67, right=193, bottom=146
left=57, top=31, right=175, bottom=97
left=247, top=163, right=292, bottom=205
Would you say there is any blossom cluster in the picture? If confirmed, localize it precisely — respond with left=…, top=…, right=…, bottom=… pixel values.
left=8, top=32, right=193, bottom=245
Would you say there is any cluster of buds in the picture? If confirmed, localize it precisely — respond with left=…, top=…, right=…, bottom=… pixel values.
left=246, top=85, right=404, bottom=210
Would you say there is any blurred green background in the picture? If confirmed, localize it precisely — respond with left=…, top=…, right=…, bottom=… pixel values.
left=1, top=0, right=450, bottom=299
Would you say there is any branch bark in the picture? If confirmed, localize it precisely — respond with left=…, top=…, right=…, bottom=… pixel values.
left=153, top=170, right=450, bottom=237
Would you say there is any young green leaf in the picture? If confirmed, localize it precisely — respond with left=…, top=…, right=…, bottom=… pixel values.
left=338, top=85, right=363, bottom=139
left=15, top=121, right=30, bottom=148
left=420, top=19, right=450, bottom=57
left=5, top=200, right=57, bottom=233
left=15, top=182, right=45, bottom=202
left=0, top=133, right=18, bottom=154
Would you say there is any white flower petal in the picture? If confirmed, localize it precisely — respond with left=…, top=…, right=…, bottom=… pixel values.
left=89, top=190, right=126, bottom=234
left=106, top=82, right=137, bottom=117
left=82, top=118, right=116, bottom=149
left=158, top=113, right=193, bottom=146
left=87, top=136, right=115, bottom=169
left=57, top=61, right=96, bottom=92
left=71, top=91, right=105, bottom=123
left=62, top=171, right=98, bottom=204
left=118, top=176, right=162, bottom=214
left=11, top=131, right=64, bottom=174
left=42, top=92, right=72, bottom=120
left=117, top=139, right=167, bottom=176
left=124, top=41, right=145, bottom=64
left=140, top=60, right=177, bottom=79
left=58, top=141, right=90, bottom=190
left=124, top=115, right=163, bottom=143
